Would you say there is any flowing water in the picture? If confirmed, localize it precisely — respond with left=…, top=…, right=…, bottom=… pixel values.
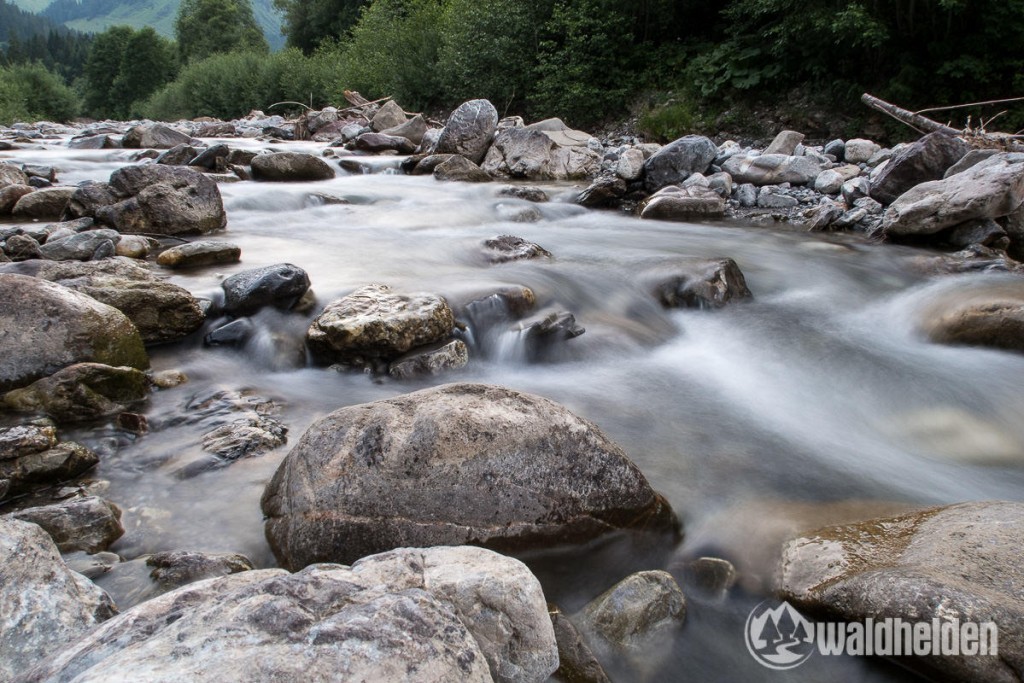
left=5, top=138, right=1024, bottom=682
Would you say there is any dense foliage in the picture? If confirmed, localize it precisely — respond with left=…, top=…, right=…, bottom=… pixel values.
left=82, top=26, right=177, bottom=119
left=0, top=62, right=79, bottom=123
left=175, top=0, right=267, bottom=63
left=0, top=0, right=91, bottom=82
left=272, top=0, right=368, bottom=53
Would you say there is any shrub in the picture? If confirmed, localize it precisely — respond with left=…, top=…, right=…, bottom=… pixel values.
left=0, top=62, right=78, bottom=124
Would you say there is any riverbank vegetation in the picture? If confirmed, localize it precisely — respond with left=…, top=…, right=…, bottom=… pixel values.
left=2, top=0, right=1024, bottom=138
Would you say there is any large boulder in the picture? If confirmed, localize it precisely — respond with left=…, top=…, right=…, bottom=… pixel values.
left=482, top=124, right=601, bottom=181
left=251, top=151, right=335, bottom=181
left=643, top=135, right=718, bottom=192
left=883, top=153, right=1024, bottom=238
left=435, top=99, right=499, bottom=165
left=19, top=547, right=557, bottom=683
left=306, top=284, right=455, bottom=366
left=121, top=123, right=192, bottom=149
left=0, top=274, right=148, bottom=391
left=68, top=165, right=227, bottom=236
left=11, top=187, right=75, bottom=219
left=869, top=131, right=969, bottom=205
left=780, top=502, right=1024, bottom=683
left=261, top=383, right=679, bottom=570
left=721, top=153, right=822, bottom=186
left=918, top=279, right=1024, bottom=353
left=382, top=114, right=428, bottom=146
left=2, top=362, right=150, bottom=422
left=1, top=258, right=206, bottom=345
left=370, top=99, right=408, bottom=132
left=0, top=518, right=116, bottom=682
left=221, top=263, right=311, bottom=316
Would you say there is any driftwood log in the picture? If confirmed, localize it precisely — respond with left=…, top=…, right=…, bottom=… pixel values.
left=862, top=92, right=1024, bottom=150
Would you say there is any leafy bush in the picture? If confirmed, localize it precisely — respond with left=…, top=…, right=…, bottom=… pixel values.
left=0, top=62, right=78, bottom=124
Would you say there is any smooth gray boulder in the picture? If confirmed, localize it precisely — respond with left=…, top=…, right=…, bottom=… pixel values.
left=780, top=502, right=1024, bottom=683
left=6, top=496, right=124, bottom=553
left=869, top=131, right=969, bottom=205
left=122, top=123, right=192, bottom=149
left=251, top=151, right=336, bottom=182
left=221, top=263, right=310, bottom=316
left=435, top=99, right=499, bottom=165
left=306, top=284, right=455, bottom=366
left=721, top=153, right=822, bottom=186
left=1, top=258, right=206, bottom=345
left=261, top=383, right=679, bottom=570
left=642, top=135, right=717, bottom=192
left=19, top=546, right=557, bottom=683
left=883, top=153, right=1024, bottom=238
left=0, top=274, right=148, bottom=391
left=0, top=518, right=116, bottom=682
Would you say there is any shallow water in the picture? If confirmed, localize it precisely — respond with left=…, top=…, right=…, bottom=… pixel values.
left=4, top=138, right=1024, bottom=682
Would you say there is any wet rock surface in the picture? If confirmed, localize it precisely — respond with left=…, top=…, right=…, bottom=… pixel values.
left=262, top=383, right=679, bottom=570
left=5, top=495, right=124, bottom=553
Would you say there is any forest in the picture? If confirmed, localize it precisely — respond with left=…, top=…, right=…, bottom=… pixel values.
left=1, top=0, right=1023, bottom=137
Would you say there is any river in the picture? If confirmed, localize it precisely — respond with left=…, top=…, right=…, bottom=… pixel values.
left=5, top=136, right=1024, bottom=682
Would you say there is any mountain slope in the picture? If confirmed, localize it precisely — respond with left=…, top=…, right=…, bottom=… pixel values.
left=9, top=0, right=284, bottom=49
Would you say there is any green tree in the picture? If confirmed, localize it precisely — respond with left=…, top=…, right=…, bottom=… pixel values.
left=112, top=27, right=177, bottom=118
left=437, top=0, right=552, bottom=113
left=82, top=25, right=133, bottom=118
left=274, top=0, right=369, bottom=53
left=0, top=62, right=78, bottom=124
left=176, top=0, right=268, bottom=64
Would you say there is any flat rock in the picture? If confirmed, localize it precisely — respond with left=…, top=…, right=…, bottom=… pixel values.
left=156, top=240, right=241, bottom=269
left=251, top=152, right=335, bottom=182
left=722, top=153, right=821, bottom=186
left=261, top=383, right=679, bottom=569
left=780, top=502, right=1024, bottom=683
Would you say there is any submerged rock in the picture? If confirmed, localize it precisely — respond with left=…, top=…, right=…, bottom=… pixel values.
left=306, top=284, right=455, bottom=366
left=251, top=151, right=336, bottom=182
left=780, top=502, right=1024, bottom=683
left=2, top=362, right=150, bottom=423
left=0, top=517, right=116, bottom=682
left=261, top=383, right=679, bottom=569
left=918, top=280, right=1024, bottom=353
left=481, top=235, right=552, bottom=264
left=649, top=258, right=753, bottom=309
left=579, top=570, right=686, bottom=651
left=0, top=274, right=148, bottom=391
left=21, top=546, right=557, bottom=683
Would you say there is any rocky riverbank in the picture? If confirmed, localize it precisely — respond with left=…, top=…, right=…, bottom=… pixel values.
left=2, top=98, right=1024, bottom=682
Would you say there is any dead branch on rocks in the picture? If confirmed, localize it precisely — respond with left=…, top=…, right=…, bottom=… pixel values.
left=861, top=93, right=1024, bottom=151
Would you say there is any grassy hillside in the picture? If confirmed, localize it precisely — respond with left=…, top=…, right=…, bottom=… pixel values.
left=9, top=0, right=284, bottom=49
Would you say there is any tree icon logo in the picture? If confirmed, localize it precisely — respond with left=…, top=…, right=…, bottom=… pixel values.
left=745, top=600, right=816, bottom=669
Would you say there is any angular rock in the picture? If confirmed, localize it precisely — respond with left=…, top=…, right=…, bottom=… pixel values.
left=579, top=570, right=685, bottom=650
left=156, top=143, right=198, bottom=166
left=157, top=240, right=241, bottom=269
left=577, top=176, right=627, bottom=208
left=197, top=122, right=237, bottom=137
left=763, top=130, right=805, bottom=156
left=435, top=99, right=499, bottom=164
left=122, top=123, right=192, bottom=149
left=642, top=135, right=717, bottom=192
left=650, top=258, right=752, bottom=309
left=262, top=383, right=679, bottom=569
left=869, top=131, right=969, bottom=205
left=68, top=134, right=116, bottom=150
left=22, top=546, right=557, bottom=683
left=189, top=143, right=229, bottom=170
left=756, top=186, right=799, bottom=209
left=945, top=148, right=1002, bottom=178
left=200, top=415, right=288, bottom=463
left=640, top=185, right=726, bottom=220
left=0, top=161, right=29, bottom=188
left=306, top=284, right=455, bottom=365
left=388, top=339, right=469, bottom=379
left=2, top=362, right=150, bottom=422
left=7, top=496, right=124, bottom=553
left=0, top=441, right=99, bottom=496
left=481, top=235, right=552, bottom=264
left=203, top=318, right=254, bottom=347
left=482, top=127, right=600, bottom=180
left=251, top=152, right=335, bottom=182
left=0, top=424, right=57, bottom=460
left=516, top=310, right=586, bottom=362
left=434, top=155, right=491, bottom=182
left=11, top=186, right=75, bottom=219
left=0, top=518, right=116, bottom=682
left=551, top=608, right=612, bottom=683
left=0, top=274, right=148, bottom=391
left=883, top=153, right=1024, bottom=238
left=38, top=229, right=119, bottom=262
left=722, top=153, right=822, bottom=186
left=148, top=550, right=253, bottom=587
left=381, top=114, right=428, bottom=146
left=222, top=263, right=311, bottom=316
left=370, top=100, right=408, bottom=132
left=780, top=502, right=1024, bottom=683
left=5, top=233, right=42, bottom=261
